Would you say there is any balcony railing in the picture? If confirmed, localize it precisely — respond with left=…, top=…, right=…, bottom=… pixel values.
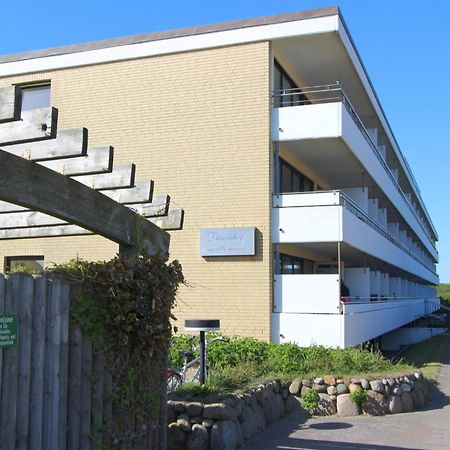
left=272, top=84, right=435, bottom=247
left=274, top=190, right=436, bottom=273
left=339, top=192, right=435, bottom=272
left=340, top=296, right=436, bottom=305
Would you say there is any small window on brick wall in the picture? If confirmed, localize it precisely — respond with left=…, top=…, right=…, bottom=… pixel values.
left=5, top=256, right=44, bottom=274
left=21, top=84, right=51, bottom=111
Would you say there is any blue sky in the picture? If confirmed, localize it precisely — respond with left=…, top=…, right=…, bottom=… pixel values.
left=1, top=0, right=449, bottom=281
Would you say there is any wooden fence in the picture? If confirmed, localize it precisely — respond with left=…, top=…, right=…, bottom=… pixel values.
left=0, top=273, right=166, bottom=450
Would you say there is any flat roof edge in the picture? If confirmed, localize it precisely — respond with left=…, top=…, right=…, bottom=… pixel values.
left=0, top=6, right=339, bottom=64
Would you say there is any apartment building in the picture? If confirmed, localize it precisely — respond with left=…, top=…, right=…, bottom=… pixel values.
left=0, top=6, right=440, bottom=348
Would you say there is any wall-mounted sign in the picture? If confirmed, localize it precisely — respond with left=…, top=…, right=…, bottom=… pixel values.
left=0, top=314, right=17, bottom=348
left=200, top=227, right=256, bottom=256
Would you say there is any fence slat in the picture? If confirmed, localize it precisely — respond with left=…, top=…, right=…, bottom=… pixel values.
left=16, top=275, right=34, bottom=450
left=29, top=276, right=47, bottom=450
left=0, top=274, right=6, bottom=412
left=42, top=277, right=56, bottom=450
left=103, top=371, right=113, bottom=449
left=58, top=281, right=70, bottom=450
left=0, top=274, right=20, bottom=450
left=68, top=322, right=83, bottom=450
left=91, top=343, right=104, bottom=448
left=80, top=337, right=93, bottom=450
left=0, top=275, right=5, bottom=425
left=50, top=278, right=62, bottom=450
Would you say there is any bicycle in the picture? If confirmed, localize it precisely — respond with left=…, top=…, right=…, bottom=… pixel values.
left=167, top=335, right=226, bottom=392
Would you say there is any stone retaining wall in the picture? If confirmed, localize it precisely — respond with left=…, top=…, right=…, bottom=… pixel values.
left=167, top=372, right=429, bottom=449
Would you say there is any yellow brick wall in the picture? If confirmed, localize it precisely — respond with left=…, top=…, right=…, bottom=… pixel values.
left=0, top=42, right=273, bottom=340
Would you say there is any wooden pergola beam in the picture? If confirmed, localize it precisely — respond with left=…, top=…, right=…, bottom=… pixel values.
left=0, top=149, right=169, bottom=254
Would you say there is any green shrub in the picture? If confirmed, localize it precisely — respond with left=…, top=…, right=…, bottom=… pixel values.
left=207, top=336, right=269, bottom=369
left=301, top=389, right=320, bottom=411
left=207, top=361, right=264, bottom=391
left=267, top=343, right=307, bottom=373
left=349, top=386, right=368, bottom=407
left=169, top=335, right=198, bottom=367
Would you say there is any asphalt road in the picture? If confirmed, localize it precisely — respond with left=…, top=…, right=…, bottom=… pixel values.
left=242, top=342, right=450, bottom=450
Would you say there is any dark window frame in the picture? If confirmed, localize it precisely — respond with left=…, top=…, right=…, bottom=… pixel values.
left=279, top=253, right=314, bottom=275
left=5, top=255, right=44, bottom=273
left=274, top=60, right=308, bottom=107
left=280, top=159, right=314, bottom=193
left=18, top=82, right=51, bottom=111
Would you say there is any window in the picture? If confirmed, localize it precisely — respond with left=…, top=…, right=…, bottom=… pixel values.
left=274, top=60, right=308, bottom=107
left=280, top=159, right=314, bottom=193
left=279, top=253, right=314, bottom=274
left=5, top=256, right=44, bottom=274
left=21, top=84, right=51, bottom=111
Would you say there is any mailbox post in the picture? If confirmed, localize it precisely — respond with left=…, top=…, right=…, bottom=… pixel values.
left=184, top=319, right=220, bottom=385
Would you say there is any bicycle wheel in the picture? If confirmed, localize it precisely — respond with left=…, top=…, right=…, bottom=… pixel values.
left=167, top=370, right=182, bottom=392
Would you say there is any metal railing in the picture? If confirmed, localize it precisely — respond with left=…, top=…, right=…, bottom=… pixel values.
left=272, top=84, right=436, bottom=247
left=339, top=191, right=435, bottom=273
left=274, top=190, right=435, bottom=273
left=340, top=296, right=435, bottom=305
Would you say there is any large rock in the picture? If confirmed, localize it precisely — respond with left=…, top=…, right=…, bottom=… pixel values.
left=400, top=383, right=411, bottom=393
left=211, top=420, right=238, bottom=450
left=387, top=395, right=402, bottom=414
left=289, top=378, right=302, bottom=395
left=302, top=379, right=311, bottom=387
left=176, top=413, right=191, bottom=432
left=313, top=383, right=328, bottom=393
left=240, top=406, right=258, bottom=440
left=275, top=393, right=286, bottom=417
left=312, top=393, right=337, bottom=416
left=323, top=375, right=336, bottom=386
left=301, top=386, right=311, bottom=396
left=186, top=402, right=204, bottom=417
left=167, top=423, right=186, bottom=450
left=401, top=392, right=414, bottom=412
left=363, top=391, right=387, bottom=416
left=281, top=388, right=289, bottom=400
left=202, top=419, right=214, bottom=428
left=249, top=399, right=266, bottom=431
left=336, top=383, right=349, bottom=395
left=167, top=402, right=177, bottom=423
left=261, top=390, right=281, bottom=423
left=285, top=395, right=301, bottom=413
left=224, top=397, right=244, bottom=417
left=336, top=394, right=360, bottom=416
left=348, top=383, right=360, bottom=393
left=327, top=385, right=337, bottom=395
left=186, top=424, right=209, bottom=450
left=411, top=387, right=426, bottom=409
left=172, top=401, right=187, bottom=413
left=203, top=403, right=238, bottom=420
left=360, top=379, right=370, bottom=390
left=234, top=420, right=244, bottom=447
left=393, top=387, right=402, bottom=396
left=369, top=380, right=384, bottom=393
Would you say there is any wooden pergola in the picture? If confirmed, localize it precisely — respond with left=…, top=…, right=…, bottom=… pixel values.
left=0, top=85, right=184, bottom=258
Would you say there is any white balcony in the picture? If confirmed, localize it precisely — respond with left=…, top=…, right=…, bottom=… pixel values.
left=272, top=192, right=438, bottom=284
left=271, top=89, right=438, bottom=261
left=273, top=273, right=340, bottom=314
left=272, top=273, right=441, bottom=347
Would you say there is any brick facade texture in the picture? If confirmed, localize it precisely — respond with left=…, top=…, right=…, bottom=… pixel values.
left=0, top=42, right=273, bottom=340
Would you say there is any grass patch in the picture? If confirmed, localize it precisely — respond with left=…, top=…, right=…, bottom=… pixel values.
left=168, top=332, right=450, bottom=400
left=437, top=283, right=450, bottom=307
left=399, top=334, right=450, bottom=381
